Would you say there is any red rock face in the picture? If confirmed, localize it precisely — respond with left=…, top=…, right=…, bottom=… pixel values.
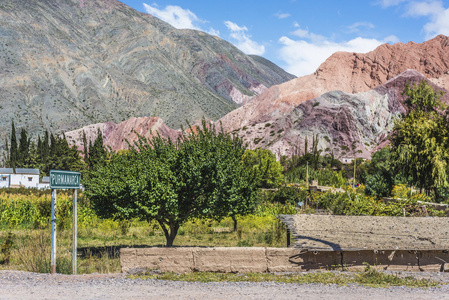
left=224, top=70, right=449, bottom=159
left=215, top=35, right=449, bottom=159
left=219, top=35, right=449, bottom=134
left=65, top=117, right=180, bottom=152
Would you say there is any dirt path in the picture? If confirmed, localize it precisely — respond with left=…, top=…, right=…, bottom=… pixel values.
left=1, top=270, right=449, bottom=300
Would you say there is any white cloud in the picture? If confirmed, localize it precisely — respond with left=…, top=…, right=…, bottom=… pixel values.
left=278, top=34, right=392, bottom=77
left=143, top=3, right=219, bottom=36
left=405, top=1, right=449, bottom=39
left=377, top=0, right=408, bottom=8
left=224, top=21, right=265, bottom=55
left=292, top=28, right=310, bottom=38
left=377, top=0, right=449, bottom=39
left=384, top=34, right=400, bottom=43
left=347, top=22, right=375, bottom=33
left=224, top=21, right=247, bottom=32
left=275, top=12, right=291, bottom=19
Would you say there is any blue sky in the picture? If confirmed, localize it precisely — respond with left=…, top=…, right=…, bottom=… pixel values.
left=120, top=0, right=449, bottom=76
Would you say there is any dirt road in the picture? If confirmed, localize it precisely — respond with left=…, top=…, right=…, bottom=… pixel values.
left=1, top=270, right=449, bottom=299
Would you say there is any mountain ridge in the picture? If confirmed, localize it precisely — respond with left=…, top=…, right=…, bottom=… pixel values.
left=0, top=0, right=294, bottom=150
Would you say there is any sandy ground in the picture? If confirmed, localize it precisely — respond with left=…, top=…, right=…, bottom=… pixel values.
left=280, top=214, right=449, bottom=250
left=1, top=270, right=449, bottom=300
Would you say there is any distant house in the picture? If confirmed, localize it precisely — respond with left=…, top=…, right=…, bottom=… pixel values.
left=38, top=176, right=50, bottom=190
left=0, top=168, right=40, bottom=189
left=341, top=157, right=354, bottom=164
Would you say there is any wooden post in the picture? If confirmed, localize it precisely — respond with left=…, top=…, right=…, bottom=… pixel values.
left=287, top=228, right=291, bottom=247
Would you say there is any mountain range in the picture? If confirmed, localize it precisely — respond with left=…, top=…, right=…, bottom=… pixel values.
left=3, top=0, right=449, bottom=160
left=0, top=0, right=294, bottom=150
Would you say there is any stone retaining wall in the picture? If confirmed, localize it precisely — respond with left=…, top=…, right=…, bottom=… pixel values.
left=120, top=247, right=449, bottom=273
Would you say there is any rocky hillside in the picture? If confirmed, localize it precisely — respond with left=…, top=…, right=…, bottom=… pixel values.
left=230, top=70, right=449, bottom=159
left=0, top=0, right=294, bottom=147
left=65, top=116, right=180, bottom=151
left=219, top=35, right=449, bottom=134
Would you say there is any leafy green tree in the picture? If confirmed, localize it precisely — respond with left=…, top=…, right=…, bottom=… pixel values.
left=242, top=149, right=284, bottom=188
left=85, top=121, right=257, bottom=246
left=391, top=80, right=449, bottom=201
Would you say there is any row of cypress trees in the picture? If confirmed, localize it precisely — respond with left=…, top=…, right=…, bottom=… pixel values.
left=3, top=121, right=107, bottom=176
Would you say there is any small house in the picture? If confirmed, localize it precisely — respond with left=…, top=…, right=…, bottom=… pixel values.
left=0, top=168, right=40, bottom=188
left=38, top=176, right=50, bottom=190
left=340, top=157, right=354, bottom=164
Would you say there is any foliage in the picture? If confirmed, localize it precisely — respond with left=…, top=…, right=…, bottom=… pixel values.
left=284, top=165, right=346, bottom=188
left=84, top=120, right=257, bottom=246
left=365, top=173, right=391, bottom=198
left=0, top=232, right=14, bottom=264
left=86, top=128, right=108, bottom=171
left=242, top=149, right=284, bottom=188
left=132, top=268, right=439, bottom=288
left=363, top=147, right=394, bottom=198
left=391, top=80, right=449, bottom=201
left=259, top=185, right=307, bottom=205
left=4, top=123, right=85, bottom=176
left=0, top=191, right=97, bottom=230
left=310, top=187, right=443, bottom=217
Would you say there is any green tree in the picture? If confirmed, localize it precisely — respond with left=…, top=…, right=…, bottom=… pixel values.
left=17, top=128, right=30, bottom=167
left=9, top=121, right=17, bottom=172
left=87, top=129, right=107, bottom=170
left=242, top=149, right=284, bottom=188
left=4, top=137, right=9, bottom=168
left=82, top=130, right=89, bottom=166
left=391, top=80, right=449, bottom=201
left=46, top=134, right=83, bottom=173
left=85, top=121, right=257, bottom=246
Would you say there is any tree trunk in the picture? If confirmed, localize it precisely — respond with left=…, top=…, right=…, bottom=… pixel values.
left=158, top=220, right=179, bottom=247
left=232, top=215, right=237, bottom=232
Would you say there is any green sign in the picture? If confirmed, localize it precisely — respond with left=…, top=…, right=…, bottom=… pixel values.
left=50, top=170, right=81, bottom=189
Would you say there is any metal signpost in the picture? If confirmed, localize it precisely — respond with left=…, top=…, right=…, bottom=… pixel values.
left=50, top=170, right=81, bottom=275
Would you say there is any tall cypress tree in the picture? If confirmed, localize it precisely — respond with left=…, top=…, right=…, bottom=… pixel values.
left=18, top=128, right=30, bottom=167
left=9, top=121, right=18, bottom=172
left=4, top=137, right=10, bottom=167
left=82, top=130, right=89, bottom=166
left=42, top=131, right=49, bottom=168
left=88, top=129, right=107, bottom=169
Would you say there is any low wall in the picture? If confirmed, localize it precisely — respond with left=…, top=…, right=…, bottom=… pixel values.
left=120, top=247, right=449, bottom=273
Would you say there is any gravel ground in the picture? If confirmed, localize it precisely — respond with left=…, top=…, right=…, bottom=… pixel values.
left=2, top=270, right=449, bottom=299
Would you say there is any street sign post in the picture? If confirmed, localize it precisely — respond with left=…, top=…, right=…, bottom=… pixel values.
left=49, top=170, right=81, bottom=275
left=50, top=170, right=81, bottom=189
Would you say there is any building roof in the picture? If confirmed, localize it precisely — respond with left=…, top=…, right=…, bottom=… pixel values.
left=41, top=176, right=50, bottom=183
left=0, top=168, right=40, bottom=175
left=278, top=214, right=449, bottom=251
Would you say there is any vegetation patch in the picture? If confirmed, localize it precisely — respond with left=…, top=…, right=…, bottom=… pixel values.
left=130, top=265, right=440, bottom=288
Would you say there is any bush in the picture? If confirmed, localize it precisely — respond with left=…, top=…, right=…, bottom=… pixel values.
left=259, top=186, right=307, bottom=205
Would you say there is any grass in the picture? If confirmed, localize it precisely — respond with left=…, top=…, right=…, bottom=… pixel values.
left=0, top=214, right=288, bottom=275
left=131, top=265, right=441, bottom=288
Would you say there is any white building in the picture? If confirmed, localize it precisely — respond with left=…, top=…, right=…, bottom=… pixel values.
left=38, top=176, right=50, bottom=190
left=341, top=157, right=354, bottom=164
left=0, top=168, right=40, bottom=188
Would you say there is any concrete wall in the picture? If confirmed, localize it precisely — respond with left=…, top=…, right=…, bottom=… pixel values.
left=120, top=247, right=449, bottom=273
